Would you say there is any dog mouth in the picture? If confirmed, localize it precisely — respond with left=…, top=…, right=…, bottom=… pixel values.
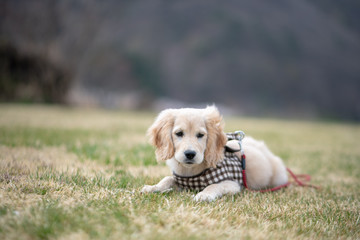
left=184, top=160, right=195, bottom=165
left=175, top=157, right=199, bottom=167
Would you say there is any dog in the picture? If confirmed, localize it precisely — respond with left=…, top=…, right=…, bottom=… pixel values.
left=141, top=106, right=288, bottom=201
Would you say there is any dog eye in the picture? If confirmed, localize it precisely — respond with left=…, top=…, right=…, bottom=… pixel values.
left=175, top=131, right=184, bottom=137
left=196, top=133, right=204, bottom=138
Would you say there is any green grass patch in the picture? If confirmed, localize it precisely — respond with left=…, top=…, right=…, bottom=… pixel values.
left=0, top=200, right=133, bottom=240
left=0, top=126, right=157, bottom=167
left=31, top=169, right=142, bottom=190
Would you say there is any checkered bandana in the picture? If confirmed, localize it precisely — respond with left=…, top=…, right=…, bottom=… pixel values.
left=173, top=133, right=244, bottom=191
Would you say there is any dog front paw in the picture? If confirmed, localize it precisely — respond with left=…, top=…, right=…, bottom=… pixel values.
left=194, top=192, right=217, bottom=202
left=141, top=185, right=159, bottom=193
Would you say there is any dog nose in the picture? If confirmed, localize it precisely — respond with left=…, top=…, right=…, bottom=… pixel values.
left=184, top=150, right=196, bottom=160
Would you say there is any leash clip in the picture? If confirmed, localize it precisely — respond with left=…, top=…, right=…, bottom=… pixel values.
left=234, top=131, right=245, bottom=153
left=234, top=130, right=245, bottom=141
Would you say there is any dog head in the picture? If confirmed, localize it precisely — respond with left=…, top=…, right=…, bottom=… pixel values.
left=147, top=106, right=227, bottom=168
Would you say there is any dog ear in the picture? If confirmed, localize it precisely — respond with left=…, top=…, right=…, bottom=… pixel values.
left=147, top=109, right=176, bottom=162
left=204, top=106, right=227, bottom=168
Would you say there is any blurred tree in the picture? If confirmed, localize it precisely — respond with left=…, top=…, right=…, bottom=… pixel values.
left=0, top=43, right=71, bottom=103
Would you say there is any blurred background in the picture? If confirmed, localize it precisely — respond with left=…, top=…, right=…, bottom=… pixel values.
left=1, top=0, right=359, bottom=121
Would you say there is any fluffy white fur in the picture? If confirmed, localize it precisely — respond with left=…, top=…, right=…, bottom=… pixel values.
left=141, top=106, right=288, bottom=201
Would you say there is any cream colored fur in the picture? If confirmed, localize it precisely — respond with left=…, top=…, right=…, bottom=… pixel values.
left=141, top=106, right=288, bottom=201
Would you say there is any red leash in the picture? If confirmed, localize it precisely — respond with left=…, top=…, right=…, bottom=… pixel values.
left=241, top=154, right=319, bottom=192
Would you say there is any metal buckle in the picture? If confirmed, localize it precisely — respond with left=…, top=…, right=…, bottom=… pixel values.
left=234, top=130, right=245, bottom=141
left=234, top=130, right=245, bottom=154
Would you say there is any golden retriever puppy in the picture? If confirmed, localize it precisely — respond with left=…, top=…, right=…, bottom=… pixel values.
left=141, top=106, right=288, bottom=201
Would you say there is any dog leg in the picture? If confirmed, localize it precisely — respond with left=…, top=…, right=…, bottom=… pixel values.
left=194, top=180, right=241, bottom=202
left=141, top=176, right=175, bottom=193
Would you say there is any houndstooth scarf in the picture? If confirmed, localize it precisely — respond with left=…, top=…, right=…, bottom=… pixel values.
left=173, top=133, right=244, bottom=191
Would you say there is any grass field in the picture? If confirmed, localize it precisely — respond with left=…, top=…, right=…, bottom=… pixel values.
left=0, top=104, right=359, bottom=240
